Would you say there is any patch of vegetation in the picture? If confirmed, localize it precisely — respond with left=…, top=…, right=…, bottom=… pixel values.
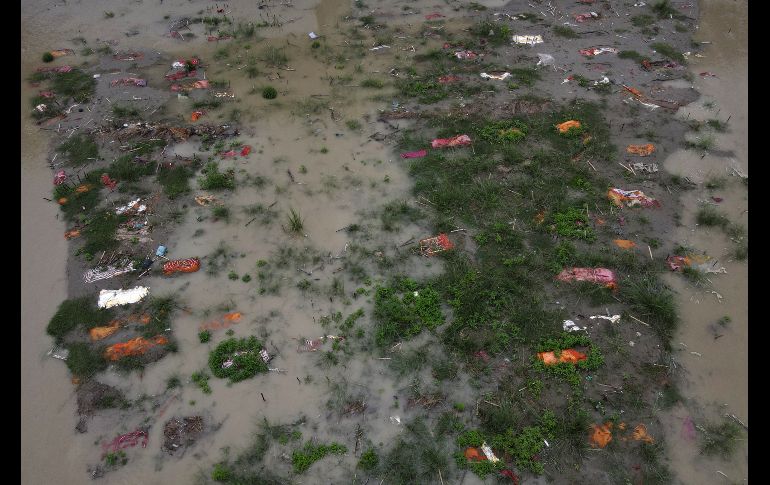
left=262, top=86, right=277, bottom=99
left=65, top=342, right=108, bottom=378
left=47, top=296, right=113, bottom=342
left=199, top=330, right=211, bottom=343
left=380, top=200, right=421, bottom=231
left=358, top=447, right=379, bottom=471
left=621, top=275, right=678, bottom=344
left=108, top=155, right=154, bottom=182
left=553, top=25, right=578, bottom=38
left=208, top=336, right=268, bottom=382
left=191, top=370, right=212, bottom=394
left=554, top=207, right=596, bottom=241
left=631, top=14, right=655, bottom=28
left=700, top=419, right=743, bottom=457
left=470, top=20, right=511, bottom=46
left=291, top=441, right=347, bottom=473
left=346, top=119, right=362, bottom=131
left=51, top=69, right=97, bottom=103
left=82, top=210, right=124, bottom=254
left=652, top=0, right=678, bottom=19
left=373, top=277, right=444, bottom=346
left=57, top=134, right=98, bottom=166
left=478, top=119, right=528, bottom=144
left=286, top=208, right=304, bottom=233
left=158, top=164, right=195, bottom=198
left=695, top=205, right=729, bottom=228
left=651, top=42, right=686, bottom=63
left=262, top=46, right=288, bottom=66
left=619, top=50, right=645, bottom=62
left=199, top=162, right=235, bottom=190
left=361, top=78, right=384, bottom=88
left=706, top=119, right=728, bottom=132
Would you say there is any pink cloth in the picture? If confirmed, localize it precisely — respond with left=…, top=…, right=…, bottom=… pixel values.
left=400, top=149, right=427, bottom=159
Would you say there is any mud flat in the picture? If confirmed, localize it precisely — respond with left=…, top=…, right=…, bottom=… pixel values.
left=21, top=0, right=746, bottom=484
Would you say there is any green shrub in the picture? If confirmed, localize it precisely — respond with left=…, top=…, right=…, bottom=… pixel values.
left=208, top=336, right=268, bottom=382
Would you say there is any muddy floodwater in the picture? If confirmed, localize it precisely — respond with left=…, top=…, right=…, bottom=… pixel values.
left=22, top=0, right=747, bottom=484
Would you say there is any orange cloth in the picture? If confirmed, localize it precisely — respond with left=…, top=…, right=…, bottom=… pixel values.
left=105, top=335, right=168, bottom=360
left=464, top=447, right=487, bottom=461
left=556, top=120, right=581, bottom=133
left=590, top=423, right=613, bottom=448
left=537, top=348, right=587, bottom=365
left=89, top=321, right=121, bottom=341
left=626, top=144, right=655, bottom=156
left=613, top=239, right=636, bottom=249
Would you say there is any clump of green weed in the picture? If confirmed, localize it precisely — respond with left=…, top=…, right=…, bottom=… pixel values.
left=373, top=277, right=444, bottom=346
left=199, top=330, right=211, bottom=343
left=286, top=208, right=304, bottom=233
left=262, top=86, right=277, bottom=99
left=553, top=25, right=578, bottom=38
left=66, top=342, right=108, bottom=378
left=58, top=134, right=98, bottom=166
left=42, top=52, right=54, bottom=62
left=358, top=448, right=379, bottom=471
left=199, top=162, right=235, bottom=190
left=191, top=370, right=212, bottom=394
left=651, top=42, right=686, bottom=63
left=695, top=205, right=728, bottom=228
left=699, top=419, right=743, bottom=457
left=262, top=46, right=287, bottom=66
left=47, top=296, right=113, bottom=342
left=652, top=0, right=678, bottom=18
left=158, top=165, right=194, bottom=198
left=361, top=78, right=384, bottom=88
left=619, top=50, right=645, bottom=62
left=208, top=336, right=268, bottom=382
left=346, top=119, right=362, bottom=131
left=478, top=119, right=528, bottom=144
left=553, top=207, right=596, bottom=242
left=621, top=275, right=677, bottom=344
left=292, top=441, right=347, bottom=473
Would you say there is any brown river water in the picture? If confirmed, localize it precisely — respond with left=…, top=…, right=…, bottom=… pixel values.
left=21, top=0, right=747, bottom=483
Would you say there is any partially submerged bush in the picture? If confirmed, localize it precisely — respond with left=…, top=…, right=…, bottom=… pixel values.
left=262, top=86, right=277, bottom=99
left=47, top=297, right=112, bottom=342
left=199, top=162, right=235, bottom=190
left=373, top=278, right=444, bottom=346
left=292, top=441, right=347, bottom=473
left=208, top=336, right=268, bottom=382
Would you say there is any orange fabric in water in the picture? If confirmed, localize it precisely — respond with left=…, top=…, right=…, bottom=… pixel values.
left=613, top=239, right=636, bottom=249
left=633, top=424, right=655, bottom=443
left=626, top=144, right=655, bottom=156
left=590, top=423, right=613, bottom=448
left=191, top=111, right=203, bottom=121
left=200, top=312, right=242, bottom=331
left=556, top=120, right=581, bottom=133
left=537, top=348, right=587, bottom=365
left=163, top=258, right=201, bottom=275
left=105, top=335, right=168, bottom=360
left=464, top=447, right=487, bottom=461
left=89, top=321, right=121, bottom=341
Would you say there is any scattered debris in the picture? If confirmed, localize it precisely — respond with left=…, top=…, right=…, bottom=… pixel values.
left=419, top=233, right=454, bottom=256
left=563, top=320, right=586, bottom=332
left=512, top=35, right=543, bottom=45
left=161, top=416, right=205, bottom=455
left=480, top=72, right=511, bottom=81
left=666, top=254, right=726, bottom=274
left=607, top=188, right=661, bottom=208
left=589, top=314, right=621, bottom=323
left=579, top=47, right=618, bottom=57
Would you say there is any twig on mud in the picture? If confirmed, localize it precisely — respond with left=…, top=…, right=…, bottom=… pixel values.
left=724, top=413, right=748, bottom=430
left=245, top=217, right=257, bottom=227
left=627, top=314, right=651, bottom=327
